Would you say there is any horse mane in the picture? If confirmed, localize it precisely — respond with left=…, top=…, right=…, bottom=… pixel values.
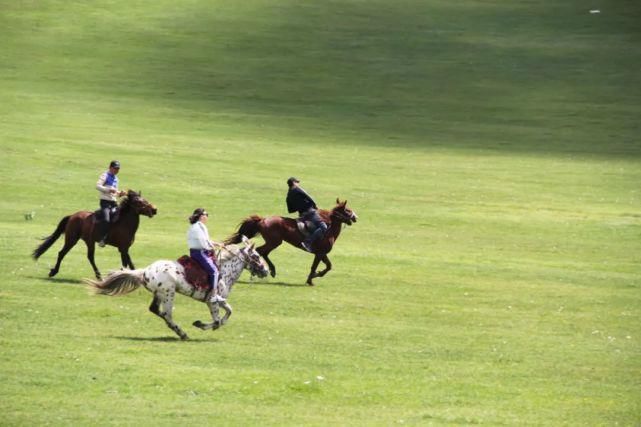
left=219, top=244, right=242, bottom=263
left=117, top=190, right=138, bottom=213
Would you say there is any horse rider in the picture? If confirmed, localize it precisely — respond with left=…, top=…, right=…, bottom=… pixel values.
left=187, top=208, right=225, bottom=303
left=286, top=177, right=328, bottom=252
left=96, top=160, right=126, bottom=247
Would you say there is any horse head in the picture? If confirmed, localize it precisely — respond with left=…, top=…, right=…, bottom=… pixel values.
left=330, top=198, right=358, bottom=226
left=240, top=235, right=270, bottom=278
left=124, top=190, right=158, bottom=218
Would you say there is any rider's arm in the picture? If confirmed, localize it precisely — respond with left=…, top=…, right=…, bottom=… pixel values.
left=196, top=223, right=214, bottom=250
left=286, top=191, right=299, bottom=213
left=287, top=197, right=297, bottom=213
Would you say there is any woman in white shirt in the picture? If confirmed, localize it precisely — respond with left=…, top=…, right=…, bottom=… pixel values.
left=187, top=208, right=224, bottom=303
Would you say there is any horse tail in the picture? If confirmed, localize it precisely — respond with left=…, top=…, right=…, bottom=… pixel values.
left=85, top=269, right=145, bottom=296
left=224, top=215, right=262, bottom=244
left=32, top=216, right=70, bottom=260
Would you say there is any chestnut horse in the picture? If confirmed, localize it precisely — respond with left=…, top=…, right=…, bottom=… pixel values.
left=33, top=190, right=157, bottom=279
left=225, top=199, right=357, bottom=285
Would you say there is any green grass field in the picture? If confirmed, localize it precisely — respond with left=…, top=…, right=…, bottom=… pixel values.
left=1, top=0, right=640, bottom=425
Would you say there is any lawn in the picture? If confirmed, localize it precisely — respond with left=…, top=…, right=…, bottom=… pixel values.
left=1, top=0, right=640, bottom=425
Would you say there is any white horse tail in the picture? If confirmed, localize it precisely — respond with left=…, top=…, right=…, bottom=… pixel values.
left=86, top=269, right=145, bottom=296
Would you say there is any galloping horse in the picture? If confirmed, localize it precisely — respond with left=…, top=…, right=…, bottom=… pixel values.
left=33, top=190, right=157, bottom=279
left=86, top=237, right=269, bottom=340
left=225, top=199, right=357, bottom=285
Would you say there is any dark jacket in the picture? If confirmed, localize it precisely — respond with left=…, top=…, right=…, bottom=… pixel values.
left=287, top=186, right=317, bottom=215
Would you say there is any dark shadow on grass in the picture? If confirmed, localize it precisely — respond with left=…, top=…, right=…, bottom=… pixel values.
left=111, top=336, right=216, bottom=343
left=107, top=2, right=641, bottom=158
left=243, top=280, right=308, bottom=287
left=8, top=2, right=639, bottom=157
left=26, top=275, right=83, bottom=286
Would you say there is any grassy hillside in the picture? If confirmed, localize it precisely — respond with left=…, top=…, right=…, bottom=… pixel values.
left=1, top=0, right=640, bottom=425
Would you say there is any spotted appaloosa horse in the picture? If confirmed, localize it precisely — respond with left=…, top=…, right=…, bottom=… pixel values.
left=86, top=237, right=269, bottom=340
left=33, top=190, right=157, bottom=279
left=225, top=199, right=357, bottom=285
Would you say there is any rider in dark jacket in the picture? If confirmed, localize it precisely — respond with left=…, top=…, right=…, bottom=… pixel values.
left=286, top=177, right=328, bottom=252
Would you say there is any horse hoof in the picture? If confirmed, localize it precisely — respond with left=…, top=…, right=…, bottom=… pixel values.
left=192, top=320, right=205, bottom=329
left=48, top=269, right=57, bottom=277
left=307, top=280, right=315, bottom=286
left=180, top=335, right=190, bottom=341
left=270, top=270, right=276, bottom=278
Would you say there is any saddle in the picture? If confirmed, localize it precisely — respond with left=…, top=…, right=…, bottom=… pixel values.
left=296, top=219, right=316, bottom=238
left=93, top=206, right=120, bottom=223
left=177, top=253, right=218, bottom=291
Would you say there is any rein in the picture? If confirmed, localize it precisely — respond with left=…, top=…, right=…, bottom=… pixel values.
left=216, top=243, right=265, bottom=276
left=215, top=244, right=244, bottom=263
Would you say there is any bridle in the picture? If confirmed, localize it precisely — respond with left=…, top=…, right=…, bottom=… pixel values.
left=217, top=244, right=267, bottom=277
left=126, top=193, right=157, bottom=217
left=331, top=207, right=356, bottom=225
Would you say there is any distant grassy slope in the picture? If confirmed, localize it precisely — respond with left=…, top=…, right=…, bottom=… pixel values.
left=2, top=0, right=640, bottom=154
left=1, top=0, right=640, bottom=425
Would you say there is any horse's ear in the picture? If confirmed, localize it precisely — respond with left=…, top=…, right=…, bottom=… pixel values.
left=336, top=197, right=340, bottom=205
left=241, top=235, right=249, bottom=244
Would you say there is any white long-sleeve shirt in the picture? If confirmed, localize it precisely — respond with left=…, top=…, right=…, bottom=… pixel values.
left=187, top=221, right=214, bottom=251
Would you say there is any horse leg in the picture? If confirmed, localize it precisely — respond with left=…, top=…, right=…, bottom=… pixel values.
left=193, top=300, right=219, bottom=331
left=217, top=301, right=232, bottom=327
left=156, top=291, right=189, bottom=340
left=120, top=249, right=135, bottom=270
left=263, top=253, right=276, bottom=278
left=306, top=255, right=323, bottom=286
left=316, top=255, right=332, bottom=277
left=193, top=298, right=232, bottom=331
left=193, top=301, right=221, bottom=330
left=192, top=280, right=222, bottom=331
left=49, top=235, right=80, bottom=278
left=86, top=242, right=101, bottom=279
left=149, top=295, right=161, bottom=317
left=258, top=241, right=280, bottom=278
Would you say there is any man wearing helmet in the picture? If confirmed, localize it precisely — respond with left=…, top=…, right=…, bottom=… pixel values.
left=286, top=177, right=327, bottom=252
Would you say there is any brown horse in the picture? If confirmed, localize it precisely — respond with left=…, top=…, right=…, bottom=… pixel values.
left=33, top=190, right=157, bottom=279
left=224, top=199, right=357, bottom=285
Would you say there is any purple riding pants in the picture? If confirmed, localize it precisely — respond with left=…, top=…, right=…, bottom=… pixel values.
left=190, top=249, right=219, bottom=292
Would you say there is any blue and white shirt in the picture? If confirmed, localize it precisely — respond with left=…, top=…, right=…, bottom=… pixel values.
left=96, top=171, right=119, bottom=202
